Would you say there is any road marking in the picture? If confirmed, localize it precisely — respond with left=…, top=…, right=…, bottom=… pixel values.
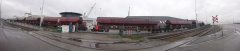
left=179, top=44, right=191, bottom=47
left=236, top=31, right=240, bottom=35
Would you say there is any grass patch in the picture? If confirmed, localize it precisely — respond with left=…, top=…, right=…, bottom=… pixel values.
left=121, top=35, right=143, bottom=40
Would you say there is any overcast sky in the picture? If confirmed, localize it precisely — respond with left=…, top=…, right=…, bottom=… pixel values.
left=2, top=0, right=240, bottom=24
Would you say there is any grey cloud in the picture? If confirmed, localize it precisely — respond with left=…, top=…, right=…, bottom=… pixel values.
left=1, top=0, right=240, bottom=24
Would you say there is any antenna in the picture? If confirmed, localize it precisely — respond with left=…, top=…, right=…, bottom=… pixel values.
left=233, top=13, right=235, bottom=23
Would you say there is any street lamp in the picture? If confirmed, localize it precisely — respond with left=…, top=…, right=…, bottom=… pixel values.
left=195, top=0, right=197, bottom=21
left=205, top=11, right=207, bottom=24
left=0, top=0, right=2, bottom=26
left=39, top=0, right=45, bottom=27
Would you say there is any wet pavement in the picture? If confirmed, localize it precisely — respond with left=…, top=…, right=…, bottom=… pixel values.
left=3, top=22, right=229, bottom=51
left=0, top=26, right=66, bottom=51
left=0, top=26, right=10, bottom=51
left=168, top=24, right=240, bottom=51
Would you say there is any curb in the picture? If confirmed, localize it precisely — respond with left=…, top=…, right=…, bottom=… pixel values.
left=27, top=31, right=70, bottom=51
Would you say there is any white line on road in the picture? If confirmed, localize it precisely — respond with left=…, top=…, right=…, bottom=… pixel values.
left=236, top=31, right=240, bottom=35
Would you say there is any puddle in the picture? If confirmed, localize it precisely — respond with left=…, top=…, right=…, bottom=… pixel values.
left=79, top=42, right=98, bottom=48
left=81, top=39, right=116, bottom=43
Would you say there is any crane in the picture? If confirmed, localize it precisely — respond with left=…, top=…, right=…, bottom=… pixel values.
left=83, top=3, right=96, bottom=18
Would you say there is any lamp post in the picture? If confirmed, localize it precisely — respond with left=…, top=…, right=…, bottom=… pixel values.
left=0, top=0, right=2, bottom=26
left=195, top=0, right=197, bottom=21
left=233, top=14, right=234, bottom=24
left=205, top=11, right=207, bottom=24
left=39, top=0, right=45, bottom=27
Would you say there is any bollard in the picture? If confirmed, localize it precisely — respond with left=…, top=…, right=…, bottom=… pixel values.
left=214, top=25, right=216, bottom=36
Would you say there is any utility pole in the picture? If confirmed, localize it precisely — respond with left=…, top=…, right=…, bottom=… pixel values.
left=39, top=0, right=45, bottom=27
left=233, top=14, right=234, bottom=24
left=195, top=0, right=197, bottom=21
left=194, top=0, right=199, bottom=28
left=205, top=11, right=207, bottom=24
left=0, top=0, right=2, bottom=26
left=128, top=7, right=130, bottom=16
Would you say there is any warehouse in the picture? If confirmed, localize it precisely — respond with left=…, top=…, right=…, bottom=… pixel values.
left=95, top=16, right=186, bottom=34
left=43, top=12, right=84, bottom=31
left=13, top=12, right=85, bottom=32
left=126, top=16, right=184, bottom=21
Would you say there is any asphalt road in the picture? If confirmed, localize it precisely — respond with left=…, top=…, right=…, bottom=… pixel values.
left=168, top=24, right=240, bottom=51
left=2, top=22, right=240, bottom=51
left=0, top=25, right=66, bottom=51
left=0, top=26, right=10, bottom=51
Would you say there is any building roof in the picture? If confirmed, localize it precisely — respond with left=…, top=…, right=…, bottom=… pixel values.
left=29, top=15, right=48, bottom=17
left=59, top=12, right=82, bottom=17
left=25, top=17, right=40, bottom=21
left=43, top=17, right=82, bottom=22
left=126, top=16, right=184, bottom=21
left=166, top=20, right=192, bottom=25
left=97, top=17, right=158, bottom=25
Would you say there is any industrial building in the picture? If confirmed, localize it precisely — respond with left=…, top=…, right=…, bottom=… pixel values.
left=126, top=16, right=185, bottom=21
left=94, top=16, right=204, bottom=34
left=82, top=18, right=97, bottom=31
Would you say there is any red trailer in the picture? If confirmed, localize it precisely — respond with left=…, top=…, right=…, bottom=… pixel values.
left=25, top=17, right=40, bottom=25
left=96, top=17, right=159, bottom=32
left=165, top=20, right=200, bottom=31
left=16, top=17, right=26, bottom=23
